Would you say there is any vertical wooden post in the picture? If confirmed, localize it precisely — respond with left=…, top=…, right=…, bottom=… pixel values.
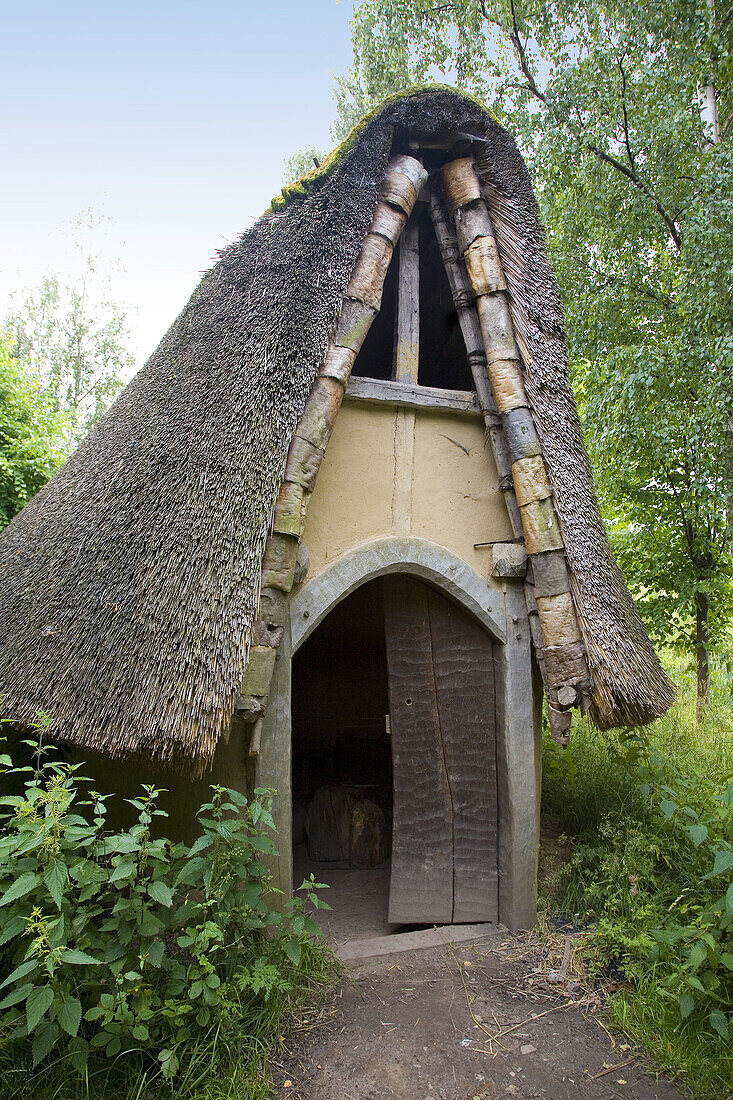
left=393, top=215, right=420, bottom=384
left=430, top=185, right=523, bottom=540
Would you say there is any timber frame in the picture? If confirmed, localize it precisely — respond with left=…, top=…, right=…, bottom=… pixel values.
left=0, top=87, right=674, bottom=794
left=237, top=150, right=593, bottom=751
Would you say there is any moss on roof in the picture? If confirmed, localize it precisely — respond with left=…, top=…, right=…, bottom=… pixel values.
left=269, top=83, right=497, bottom=213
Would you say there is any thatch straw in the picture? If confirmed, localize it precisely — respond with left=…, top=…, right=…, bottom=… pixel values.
left=0, top=87, right=673, bottom=774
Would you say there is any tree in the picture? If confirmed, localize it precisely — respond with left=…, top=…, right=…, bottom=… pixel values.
left=282, top=145, right=326, bottom=185
left=2, top=213, right=136, bottom=525
left=7, top=274, right=132, bottom=448
left=0, top=330, right=67, bottom=529
left=337, top=0, right=733, bottom=703
left=6, top=212, right=134, bottom=447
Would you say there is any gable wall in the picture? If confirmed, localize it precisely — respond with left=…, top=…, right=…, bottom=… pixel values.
left=301, top=399, right=513, bottom=583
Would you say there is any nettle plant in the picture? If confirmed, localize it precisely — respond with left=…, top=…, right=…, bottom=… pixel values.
left=0, top=741, right=328, bottom=1077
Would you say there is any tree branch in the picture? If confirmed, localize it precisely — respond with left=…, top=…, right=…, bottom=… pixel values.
left=506, top=0, right=683, bottom=251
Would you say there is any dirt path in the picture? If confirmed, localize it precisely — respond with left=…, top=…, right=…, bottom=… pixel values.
left=274, top=930, right=685, bottom=1100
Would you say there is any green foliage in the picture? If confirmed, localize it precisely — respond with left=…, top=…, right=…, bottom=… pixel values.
left=543, top=659, right=733, bottom=1097
left=0, top=331, right=67, bottom=529
left=282, top=145, right=326, bottom=186
left=0, top=742, right=334, bottom=1097
left=1, top=213, right=135, bottom=528
left=6, top=271, right=131, bottom=449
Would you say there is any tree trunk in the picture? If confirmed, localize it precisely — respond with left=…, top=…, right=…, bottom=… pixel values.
left=696, top=589, right=710, bottom=719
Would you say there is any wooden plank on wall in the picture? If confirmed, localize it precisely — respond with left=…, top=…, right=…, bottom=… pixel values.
left=428, top=588, right=499, bottom=923
left=345, top=375, right=480, bottom=414
left=383, top=575, right=454, bottom=925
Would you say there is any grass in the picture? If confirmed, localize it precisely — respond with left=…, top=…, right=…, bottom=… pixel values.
left=541, top=652, right=733, bottom=1099
left=607, top=970, right=732, bottom=1100
left=0, top=937, right=339, bottom=1100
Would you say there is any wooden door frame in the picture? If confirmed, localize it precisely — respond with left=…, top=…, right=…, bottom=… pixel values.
left=255, top=536, right=542, bottom=931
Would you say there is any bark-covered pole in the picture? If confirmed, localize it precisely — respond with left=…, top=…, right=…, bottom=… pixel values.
left=237, top=155, right=429, bottom=739
left=430, top=184, right=523, bottom=540
left=440, top=157, right=593, bottom=744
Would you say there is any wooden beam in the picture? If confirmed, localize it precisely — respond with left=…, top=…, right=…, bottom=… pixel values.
left=345, top=375, right=480, bottom=415
left=393, top=215, right=420, bottom=383
left=438, top=157, right=594, bottom=743
left=429, top=184, right=523, bottom=540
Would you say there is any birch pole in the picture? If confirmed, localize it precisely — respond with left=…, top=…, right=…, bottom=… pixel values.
left=237, top=155, right=429, bottom=738
left=440, top=157, right=592, bottom=743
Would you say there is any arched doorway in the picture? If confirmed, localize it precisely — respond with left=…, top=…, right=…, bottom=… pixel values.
left=256, top=537, right=541, bottom=933
left=292, top=572, right=499, bottom=927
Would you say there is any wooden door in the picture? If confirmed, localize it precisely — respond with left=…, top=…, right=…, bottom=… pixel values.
left=383, top=575, right=498, bottom=924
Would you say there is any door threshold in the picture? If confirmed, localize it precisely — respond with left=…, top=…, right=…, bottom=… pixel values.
left=335, top=921, right=506, bottom=962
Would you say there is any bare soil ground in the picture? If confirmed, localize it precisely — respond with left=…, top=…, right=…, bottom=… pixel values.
left=273, top=930, right=686, bottom=1100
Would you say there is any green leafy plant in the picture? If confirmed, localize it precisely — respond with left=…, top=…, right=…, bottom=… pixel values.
left=0, top=741, right=331, bottom=1084
left=542, top=663, right=733, bottom=1098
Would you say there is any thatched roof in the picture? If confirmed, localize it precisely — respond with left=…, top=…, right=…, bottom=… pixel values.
left=0, top=88, right=673, bottom=773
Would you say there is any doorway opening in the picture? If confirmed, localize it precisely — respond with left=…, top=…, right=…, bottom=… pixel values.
left=291, top=572, right=500, bottom=942
left=292, top=578, right=394, bottom=940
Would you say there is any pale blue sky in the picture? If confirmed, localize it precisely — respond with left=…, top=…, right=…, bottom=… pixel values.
left=0, top=0, right=355, bottom=362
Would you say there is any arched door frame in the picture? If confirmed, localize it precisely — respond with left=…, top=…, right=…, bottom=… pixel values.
left=255, top=536, right=541, bottom=931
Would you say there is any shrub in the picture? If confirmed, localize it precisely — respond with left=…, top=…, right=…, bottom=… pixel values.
left=0, top=742, right=331, bottom=1087
left=542, top=661, right=733, bottom=1098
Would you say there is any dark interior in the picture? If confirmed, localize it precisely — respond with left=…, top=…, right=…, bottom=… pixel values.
left=350, top=202, right=473, bottom=392
left=291, top=578, right=393, bottom=851
left=351, top=252, right=397, bottom=381
left=416, top=203, right=473, bottom=390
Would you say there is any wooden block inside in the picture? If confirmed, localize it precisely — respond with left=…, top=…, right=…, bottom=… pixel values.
left=272, top=480, right=304, bottom=537
left=504, top=406, right=543, bottom=462
left=536, top=592, right=582, bottom=647
left=296, top=376, right=345, bottom=450
left=491, top=542, right=528, bottom=579
left=531, top=550, right=570, bottom=599
left=333, top=298, right=377, bottom=351
left=320, top=344, right=356, bottom=385
left=260, top=532, right=298, bottom=592
left=346, top=232, right=394, bottom=310
left=487, top=358, right=527, bottom=413
left=512, top=455, right=552, bottom=506
left=240, top=645, right=277, bottom=697
left=441, top=158, right=482, bottom=211
left=464, top=236, right=507, bottom=295
left=284, top=434, right=325, bottom=491
left=235, top=694, right=267, bottom=720
left=520, top=498, right=564, bottom=554
left=543, top=641, right=589, bottom=685
left=369, top=201, right=407, bottom=245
